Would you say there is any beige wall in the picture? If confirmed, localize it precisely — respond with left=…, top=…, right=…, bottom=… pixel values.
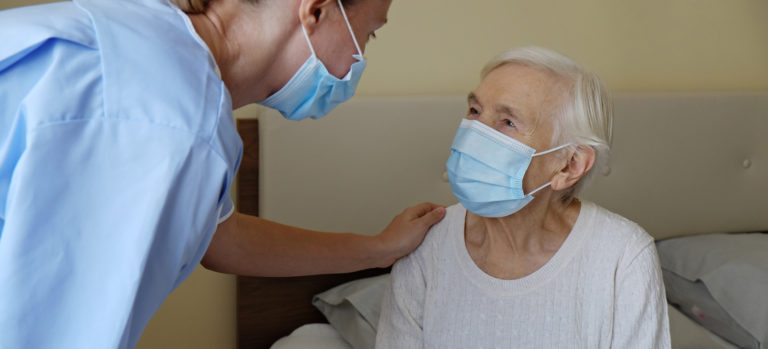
left=357, top=0, right=768, bottom=95
left=3, top=0, right=766, bottom=348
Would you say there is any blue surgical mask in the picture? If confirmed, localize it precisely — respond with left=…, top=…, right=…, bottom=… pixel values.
left=446, top=119, right=570, bottom=218
left=258, top=0, right=366, bottom=121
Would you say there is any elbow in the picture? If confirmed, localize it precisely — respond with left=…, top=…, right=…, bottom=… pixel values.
left=200, top=252, right=221, bottom=272
left=200, top=246, right=231, bottom=273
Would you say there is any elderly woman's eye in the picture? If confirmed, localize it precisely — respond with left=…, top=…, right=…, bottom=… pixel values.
left=505, top=119, right=516, bottom=127
left=468, top=107, right=479, bottom=115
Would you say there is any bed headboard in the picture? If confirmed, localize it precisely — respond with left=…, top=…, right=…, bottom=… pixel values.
left=236, top=92, right=768, bottom=348
left=257, top=92, right=768, bottom=240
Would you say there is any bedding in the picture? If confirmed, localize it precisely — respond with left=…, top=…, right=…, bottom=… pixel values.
left=312, top=274, right=389, bottom=349
left=663, top=270, right=758, bottom=348
left=656, top=233, right=768, bottom=348
left=270, top=324, right=352, bottom=349
left=668, top=304, right=739, bottom=349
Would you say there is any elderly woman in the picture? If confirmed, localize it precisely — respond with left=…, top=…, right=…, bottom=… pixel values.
left=0, top=0, right=444, bottom=348
left=376, top=47, right=670, bottom=348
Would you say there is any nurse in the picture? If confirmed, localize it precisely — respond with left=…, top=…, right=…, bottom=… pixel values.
left=0, top=0, right=445, bottom=348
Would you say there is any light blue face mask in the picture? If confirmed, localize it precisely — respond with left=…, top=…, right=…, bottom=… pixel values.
left=446, top=119, right=571, bottom=218
left=258, top=0, right=366, bottom=121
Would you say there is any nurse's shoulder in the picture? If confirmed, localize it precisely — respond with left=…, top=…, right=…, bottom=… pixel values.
left=0, top=2, right=96, bottom=67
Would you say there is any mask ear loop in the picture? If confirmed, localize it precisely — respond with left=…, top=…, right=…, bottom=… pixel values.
left=526, top=143, right=572, bottom=196
left=336, top=0, right=364, bottom=58
left=299, top=21, right=317, bottom=58
left=299, top=1, right=362, bottom=60
left=525, top=181, right=552, bottom=197
left=532, top=143, right=571, bottom=157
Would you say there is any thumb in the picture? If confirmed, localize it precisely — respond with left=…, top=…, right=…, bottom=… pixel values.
left=416, top=206, right=446, bottom=228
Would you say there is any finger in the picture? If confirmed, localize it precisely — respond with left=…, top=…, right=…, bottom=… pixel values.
left=415, top=206, right=446, bottom=228
left=407, top=202, right=444, bottom=218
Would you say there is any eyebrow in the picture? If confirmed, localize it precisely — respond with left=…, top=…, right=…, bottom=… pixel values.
left=496, top=104, right=519, bottom=118
left=467, top=92, right=521, bottom=118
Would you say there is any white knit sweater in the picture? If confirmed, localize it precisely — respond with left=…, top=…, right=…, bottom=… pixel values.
left=375, top=201, right=670, bottom=349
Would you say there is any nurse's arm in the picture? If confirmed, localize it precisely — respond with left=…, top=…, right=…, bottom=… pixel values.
left=200, top=203, right=446, bottom=277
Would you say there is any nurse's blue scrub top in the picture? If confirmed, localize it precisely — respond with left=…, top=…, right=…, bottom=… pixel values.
left=0, top=0, right=243, bottom=347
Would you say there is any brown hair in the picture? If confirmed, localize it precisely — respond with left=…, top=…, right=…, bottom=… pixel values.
left=170, top=0, right=212, bottom=14
left=171, top=0, right=359, bottom=14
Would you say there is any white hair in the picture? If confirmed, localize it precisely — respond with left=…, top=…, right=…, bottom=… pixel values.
left=481, top=46, right=613, bottom=200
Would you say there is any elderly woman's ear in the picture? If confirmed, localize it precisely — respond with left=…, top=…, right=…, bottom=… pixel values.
left=551, top=145, right=596, bottom=191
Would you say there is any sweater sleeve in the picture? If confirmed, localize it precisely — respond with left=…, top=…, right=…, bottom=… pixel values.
left=375, top=251, right=426, bottom=349
left=612, top=241, right=672, bottom=349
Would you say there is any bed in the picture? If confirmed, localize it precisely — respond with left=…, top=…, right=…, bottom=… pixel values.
left=235, top=92, right=768, bottom=349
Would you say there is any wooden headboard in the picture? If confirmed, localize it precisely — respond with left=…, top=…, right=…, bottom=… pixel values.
left=235, top=92, right=768, bottom=348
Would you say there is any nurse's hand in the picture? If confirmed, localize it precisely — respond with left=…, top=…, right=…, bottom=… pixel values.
left=375, top=203, right=446, bottom=267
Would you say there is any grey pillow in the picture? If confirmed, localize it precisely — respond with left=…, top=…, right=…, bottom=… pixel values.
left=663, top=269, right=759, bottom=348
left=656, top=233, right=768, bottom=348
left=312, top=274, right=389, bottom=349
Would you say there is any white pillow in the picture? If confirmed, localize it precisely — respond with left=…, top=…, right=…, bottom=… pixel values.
left=312, top=274, right=389, bottom=349
left=656, top=233, right=768, bottom=347
left=270, top=324, right=353, bottom=349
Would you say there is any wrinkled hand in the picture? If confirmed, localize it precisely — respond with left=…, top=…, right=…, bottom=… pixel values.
left=376, top=203, right=446, bottom=267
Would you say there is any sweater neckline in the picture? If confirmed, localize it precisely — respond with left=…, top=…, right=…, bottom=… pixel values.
left=451, top=201, right=595, bottom=296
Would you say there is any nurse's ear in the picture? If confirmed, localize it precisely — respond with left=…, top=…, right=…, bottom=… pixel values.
left=551, top=145, right=595, bottom=191
left=298, top=0, right=338, bottom=35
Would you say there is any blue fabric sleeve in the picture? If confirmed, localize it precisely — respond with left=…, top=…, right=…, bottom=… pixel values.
left=218, top=192, right=235, bottom=224
left=0, top=119, right=230, bottom=349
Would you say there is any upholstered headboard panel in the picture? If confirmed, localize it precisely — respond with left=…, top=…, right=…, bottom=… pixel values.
left=258, top=93, right=768, bottom=241
left=581, top=93, right=768, bottom=239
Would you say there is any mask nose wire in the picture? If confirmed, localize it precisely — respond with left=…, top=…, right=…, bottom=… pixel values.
left=336, top=0, right=364, bottom=57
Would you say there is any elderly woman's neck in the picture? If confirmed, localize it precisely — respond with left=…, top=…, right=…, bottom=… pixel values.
left=466, top=197, right=580, bottom=255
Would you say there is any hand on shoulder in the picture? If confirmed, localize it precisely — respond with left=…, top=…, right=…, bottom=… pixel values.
left=374, top=203, right=446, bottom=267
